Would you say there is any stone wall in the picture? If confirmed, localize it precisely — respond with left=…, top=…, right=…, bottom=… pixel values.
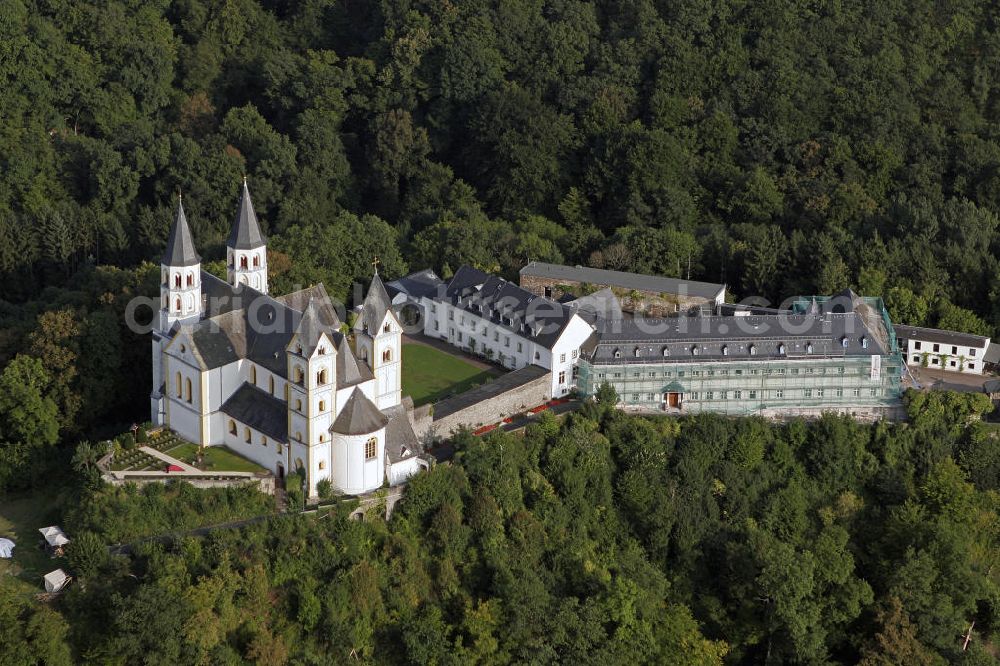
left=430, top=369, right=552, bottom=437
left=102, top=469, right=275, bottom=494
left=519, top=274, right=712, bottom=316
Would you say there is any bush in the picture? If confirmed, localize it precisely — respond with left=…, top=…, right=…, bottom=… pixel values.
left=316, top=478, right=333, bottom=500
left=135, top=426, right=148, bottom=444
left=65, top=531, right=108, bottom=581
left=120, top=433, right=135, bottom=451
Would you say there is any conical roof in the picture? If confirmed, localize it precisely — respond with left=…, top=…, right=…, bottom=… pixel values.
left=354, top=272, right=393, bottom=334
left=163, top=197, right=201, bottom=267
left=228, top=179, right=266, bottom=250
left=331, top=388, right=388, bottom=435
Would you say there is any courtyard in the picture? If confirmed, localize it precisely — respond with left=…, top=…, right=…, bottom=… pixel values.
left=402, top=338, right=504, bottom=406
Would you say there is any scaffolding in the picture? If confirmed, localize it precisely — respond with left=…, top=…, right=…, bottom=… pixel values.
left=577, top=354, right=903, bottom=416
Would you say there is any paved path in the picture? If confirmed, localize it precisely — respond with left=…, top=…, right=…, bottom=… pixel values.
left=139, top=446, right=199, bottom=472
left=909, top=366, right=992, bottom=390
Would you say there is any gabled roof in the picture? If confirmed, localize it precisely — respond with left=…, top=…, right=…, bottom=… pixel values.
left=354, top=272, right=394, bottom=335
left=331, top=388, right=388, bottom=435
left=386, top=269, right=445, bottom=300
left=383, top=403, right=423, bottom=463
left=893, top=324, right=990, bottom=349
left=228, top=180, right=266, bottom=250
left=519, top=261, right=726, bottom=301
left=162, top=198, right=201, bottom=267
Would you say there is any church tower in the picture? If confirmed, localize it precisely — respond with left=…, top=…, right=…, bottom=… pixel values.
left=159, top=195, right=203, bottom=331
left=227, top=178, right=268, bottom=293
left=152, top=195, right=202, bottom=424
left=354, top=264, right=402, bottom=409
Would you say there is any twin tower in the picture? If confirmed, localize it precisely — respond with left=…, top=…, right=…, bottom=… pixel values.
left=159, top=179, right=268, bottom=330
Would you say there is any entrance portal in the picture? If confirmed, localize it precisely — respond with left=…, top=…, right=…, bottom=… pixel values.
left=665, top=392, right=682, bottom=409
left=277, top=463, right=285, bottom=480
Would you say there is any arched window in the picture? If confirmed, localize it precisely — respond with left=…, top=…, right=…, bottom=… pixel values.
left=293, top=366, right=304, bottom=385
left=383, top=322, right=391, bottom=333
left=319, top=433, right=326, bottom=442
left=261, top=436, right=267, bottom=446
left=245, top=428, right=252, bottom=443
left=174, top=274, right=181, bottom=288
left=365, top=437, right=377, bottom=460
left=240, top=255, right=248, bottom=269
left=295, top=457, right=304, bottom=471
left=382, top=349, right=392, bottom=363
left=250, top=365, right=257, bottom=384
left=295, top=398, right=302, bottom=411
left=295, top=433, right=302, bottom=443
left=186, top=273, right=193, bottom=287
left=175, top=297, right=182, bottom=311
left=319, top=400, right=326, bottom=412
left=252, top=254, right=260, bottom=268
left=228, top=419, right=236, bottom=435
left=184, top=377, right=192, bottom=403
left=269, top=376, right=275, bottom=394
left=319, top=460, right=326, bottom=470
left=175, top=372, right=182, bottom=398
left=317, top=368, right=328, bottom=385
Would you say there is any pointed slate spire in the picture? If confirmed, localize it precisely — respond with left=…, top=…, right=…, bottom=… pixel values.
left=162, top=195, right=201, bottom=267
left=228, top=177, right=266, bottom=250
left=292, top=298, right=329, bottom=357
left=354, top=271, right=393, bottom=335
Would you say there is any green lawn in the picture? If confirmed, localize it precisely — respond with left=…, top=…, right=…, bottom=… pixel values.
left=402, top=343, right=503, bottom=406
left=0, top=490, right=63, bottom=591
left=166, top=442, right=267, bottom=473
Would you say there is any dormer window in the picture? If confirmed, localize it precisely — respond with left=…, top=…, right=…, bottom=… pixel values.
left=861, top=336, right=869, bottom=349
left=841, top=336, right=849, bottom=348
left=634, top=347, right=642, bottom=357
left=662, top=347, right=670, bottom=357
left=722, top=345, right=729, bottom=356
left=806, top=342, right=814, bottom=354
left=749, top=344, right=757, bottom=356
left=613, top=348, right=622, bottom=359
left=692, top=346, right=700, bottom=356
left=778, top=343, right=786, bottom=356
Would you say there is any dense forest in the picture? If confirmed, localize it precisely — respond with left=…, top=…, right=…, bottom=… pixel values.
left=3, top=391, right=1000, bottom=664
left=3, top=0, right=1000, bottom=467
left=4, top=1, right=1000, bottom=661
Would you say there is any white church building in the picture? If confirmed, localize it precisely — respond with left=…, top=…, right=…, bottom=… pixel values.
left=150, top=182, right=428, bottom=497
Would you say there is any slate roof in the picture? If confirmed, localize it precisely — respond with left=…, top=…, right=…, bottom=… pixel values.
left=520, top=261, right=725, bottom=301
left=162, top=198, right=201, bottom=267
left=222, top=383, right=288, bottom=442
left=566, top=288, right=623, bottom=322
left=985, top=344, right=1000, bottom=365
left=438, top=266, right=580, bottom=349
left=292, top=300, right=331, bottom=357
left=893, top=324, right=990, bottom=349
left=331, top=388, right=388, bottom=435
left=382, top=403, right=423, bottom=463
left=337, top=335, right=372, bottom=387
left=228, top=180, right=266, bottom=250
left=189, top=272, right=352, bottom=377
left=354, top=272, right=394, bottom=335
left=589, top=311, right=893, bottom=365
left=386, top=269, right=444, bottom=300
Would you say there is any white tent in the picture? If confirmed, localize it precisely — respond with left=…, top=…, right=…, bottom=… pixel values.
left=39, top=526, right=70, bottom=548
left=0, top=538, right=14, bottom=558
left=43, top=569, right=70, bottom=593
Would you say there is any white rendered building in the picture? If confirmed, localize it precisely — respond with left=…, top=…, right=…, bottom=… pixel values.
left=391, top=266, right=595, bottom=397
left=894, top=324, right=991, bottom=375
left=151, top=186, right=428, bottom=497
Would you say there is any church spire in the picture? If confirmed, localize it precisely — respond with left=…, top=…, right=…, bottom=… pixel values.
left=228, top=177, right=266, bottom=250
left=162, top=195, right=200, bottom=267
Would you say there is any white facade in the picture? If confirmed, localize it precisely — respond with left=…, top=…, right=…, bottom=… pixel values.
left=421, top=297, right=594, bottom=396
left=152, top=189, right=425, bottom=499
left=896, top=326, right=990, bottom=375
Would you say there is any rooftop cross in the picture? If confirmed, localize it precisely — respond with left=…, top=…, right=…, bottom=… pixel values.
left=372, top=255, right=380, bottom=275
